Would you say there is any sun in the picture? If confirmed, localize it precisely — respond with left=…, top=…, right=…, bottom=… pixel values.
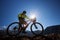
left=30, top=14, right=36, bottom=19
left=29, top=10, right=38, bottom=19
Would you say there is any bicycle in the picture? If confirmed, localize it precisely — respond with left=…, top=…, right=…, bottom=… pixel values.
left=7, top=17, right=44, bottom=36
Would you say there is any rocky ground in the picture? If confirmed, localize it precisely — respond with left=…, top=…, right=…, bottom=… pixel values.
left=0, top=34, right=60, bottom=40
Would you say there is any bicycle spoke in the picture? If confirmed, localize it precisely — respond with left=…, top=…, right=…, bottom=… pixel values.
left=30, top=22, right=44, bottom=35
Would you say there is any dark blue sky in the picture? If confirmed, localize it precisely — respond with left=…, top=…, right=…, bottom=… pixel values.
left=0, top=0, right=60, bottom=29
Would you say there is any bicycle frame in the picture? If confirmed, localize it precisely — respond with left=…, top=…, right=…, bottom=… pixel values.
left=22, top=17, right=37, bottom=30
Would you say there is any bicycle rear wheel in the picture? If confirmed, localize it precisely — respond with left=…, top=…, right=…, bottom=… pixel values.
left=30, top=22, right=44, bottom=36
left=7, top=22, right=22, bottom=36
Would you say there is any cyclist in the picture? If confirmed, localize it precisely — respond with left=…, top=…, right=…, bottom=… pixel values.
left=18, top=11, right=30, bottom=33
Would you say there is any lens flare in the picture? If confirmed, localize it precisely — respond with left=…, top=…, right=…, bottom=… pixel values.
left=30, top=14, right=36, bottom=19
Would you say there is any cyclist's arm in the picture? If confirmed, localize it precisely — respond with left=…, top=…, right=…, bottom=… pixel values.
left=25, top=15, right=30, bottom=20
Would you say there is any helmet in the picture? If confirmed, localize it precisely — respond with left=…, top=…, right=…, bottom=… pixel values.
left=23, top=11, right=26, bottom=13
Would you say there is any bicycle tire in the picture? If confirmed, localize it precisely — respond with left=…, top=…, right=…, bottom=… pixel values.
left=7, top=22, right=22, bottom=36
left=30, top=22, right=44, bottom=36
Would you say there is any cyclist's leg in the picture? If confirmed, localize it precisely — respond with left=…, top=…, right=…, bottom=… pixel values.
left=18, top=17, right=27, bottom=33
left=18, top=17, right=23, bottom=31
left=19, top=19, right=27, bottom=31
left=22, top=20, right=28, bottom=33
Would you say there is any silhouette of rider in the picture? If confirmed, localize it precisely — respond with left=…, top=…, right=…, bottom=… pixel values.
left=18, top=11, right=29, bottom=33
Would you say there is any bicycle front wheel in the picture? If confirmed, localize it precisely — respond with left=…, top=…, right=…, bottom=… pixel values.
left=30, top=22, right=44, bottom=36
left=7, top=22, right=22, bottom=36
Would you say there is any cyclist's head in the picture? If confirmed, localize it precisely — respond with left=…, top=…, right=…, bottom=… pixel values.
left=23, top=11, right=26, bottom=14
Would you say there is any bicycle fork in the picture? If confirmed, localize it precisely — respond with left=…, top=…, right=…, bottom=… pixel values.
left=34, top=23, right=38, bottom=29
